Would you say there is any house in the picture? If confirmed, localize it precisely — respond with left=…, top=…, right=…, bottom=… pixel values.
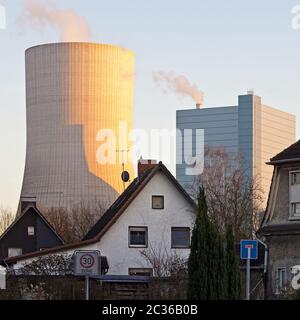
left=258, top=140, right=300, bottom=298
left=2, top=161, right=197, bottom=276
left=0, top=205, right=64, bottom=261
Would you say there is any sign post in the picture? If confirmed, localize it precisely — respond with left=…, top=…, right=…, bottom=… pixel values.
left=73, top=250, right=101, bottom=300
left=240, top=240, right=258, bottom=300
left=85, top=276, right=89, bottom=300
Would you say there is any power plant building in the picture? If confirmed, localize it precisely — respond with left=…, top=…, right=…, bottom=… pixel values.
left=19, top=43, right=135, bottom=212
left=176, top=93, right=296, bottom=204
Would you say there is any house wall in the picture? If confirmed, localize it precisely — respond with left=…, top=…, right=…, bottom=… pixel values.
left=0, top=208, right=63, bottom=260
left=266, top=234, right=300, bottom=299
left=268, top=165, right=300, bottom=224
left=12, top=172, right=196, bottom=275
left=261, top=164, right=300, bottom=298
left=93, top=171, right=196, bottom=275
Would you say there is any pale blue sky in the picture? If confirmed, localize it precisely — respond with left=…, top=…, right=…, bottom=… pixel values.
left=0, top=0, right=300, bottom=211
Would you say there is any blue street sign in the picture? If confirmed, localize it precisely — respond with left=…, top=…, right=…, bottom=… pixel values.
left=240, top=240, right=258, bottom=260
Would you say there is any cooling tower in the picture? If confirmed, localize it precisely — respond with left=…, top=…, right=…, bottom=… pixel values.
left=19, top=42, right=135, bottom=212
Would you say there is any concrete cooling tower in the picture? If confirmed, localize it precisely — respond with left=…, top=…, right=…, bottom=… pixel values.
left=19, top=42, right=135, bottom=212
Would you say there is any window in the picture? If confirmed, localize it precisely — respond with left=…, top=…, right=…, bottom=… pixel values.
left=152, top=195, right=164, bottom=209
left=277, top=268, right=287, bottom=292
left=28, top=226, right=35, bottom=236
left=129, top=227, right=148, bottom=247
left=291, top=203, right=300, bottom=217
left=128, top=268, right=153, bottom=276
left=291, top=172, right=300, bottom=185
left=8, top=248, right=22, bottom=258
left=171, top=227, right=190, bottom=248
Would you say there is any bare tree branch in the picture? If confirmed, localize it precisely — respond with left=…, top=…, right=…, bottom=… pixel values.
left=43, top=201, right=106, bottom=243
left=0, top=206, right=15, bottom=236
left=140, top=243, right=187, bottom=277
left=189, top=146, right=264, bottom=239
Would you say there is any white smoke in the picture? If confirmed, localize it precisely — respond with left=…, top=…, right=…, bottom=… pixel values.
left=153, top=71, right=204, bottom=106
left=20, top=0, right=91, bottom=42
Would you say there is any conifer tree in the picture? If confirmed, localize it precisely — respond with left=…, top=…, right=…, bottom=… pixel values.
left=188, top=187, right=228, bottom=299
left=225, top=224, right=241, bottom=299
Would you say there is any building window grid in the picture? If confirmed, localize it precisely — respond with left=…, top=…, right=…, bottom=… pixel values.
left=276, top=267, right=287, bottom=293
left=291, top=171, right=300, bottom=185
left=171, top=227, right=191, bottom=248
left=128, top=268, right=153, bottom=276
left=291, top=203, right=300, bottom=217
left=289, top=171, right=300, bottom=219
left=128, top=227, right=148, bottom=248
left=152, top=195, right=164, bottom=209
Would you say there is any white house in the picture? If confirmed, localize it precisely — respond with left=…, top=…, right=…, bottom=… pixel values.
left=4, top=161, right=197, bottom=276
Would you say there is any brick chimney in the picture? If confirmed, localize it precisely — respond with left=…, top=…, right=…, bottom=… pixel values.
left=20, top=196, right=37, bottom=214
left=138, top=157, right=157, bottom=176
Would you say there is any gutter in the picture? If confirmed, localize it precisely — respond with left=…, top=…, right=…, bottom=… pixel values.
left=266, top=158, right=300, bottom=165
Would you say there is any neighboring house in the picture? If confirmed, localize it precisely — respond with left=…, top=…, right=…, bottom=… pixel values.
left=258, top=140, right=300, bottom=299
left=3, top=161, right=197, bottom=276
left=0, top=206, right=64, bottom=261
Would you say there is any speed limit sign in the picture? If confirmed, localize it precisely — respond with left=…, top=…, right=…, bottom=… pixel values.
left=80, top=254, right=95, bottom=269
left=73, top=250, right=100, bottom=276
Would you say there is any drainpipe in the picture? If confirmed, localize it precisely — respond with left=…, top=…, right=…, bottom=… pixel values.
left=256, top=237, right=268, bottom=300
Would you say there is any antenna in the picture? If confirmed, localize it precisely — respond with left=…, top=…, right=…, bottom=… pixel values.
left=116, top=149, right=130, bottom=191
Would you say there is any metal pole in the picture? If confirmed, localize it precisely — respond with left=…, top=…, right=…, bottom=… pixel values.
left=122, top=162, right=125, bottom=191
left=256, top=238, right=268, bottom=300
left=85, top=276, right=89, bottom=300
left=246, top=248, right=251, bottom=300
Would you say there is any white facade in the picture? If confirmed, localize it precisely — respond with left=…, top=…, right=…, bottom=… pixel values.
left=12, top=170, right=196, bottom=275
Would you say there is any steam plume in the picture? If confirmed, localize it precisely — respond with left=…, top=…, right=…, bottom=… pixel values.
left=20, top=0, right=91, bottom=42
left=153, top=71, right=204, bottom=106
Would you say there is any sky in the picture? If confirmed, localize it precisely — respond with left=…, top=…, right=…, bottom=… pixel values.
left=1, top=0, right=300, bottom=211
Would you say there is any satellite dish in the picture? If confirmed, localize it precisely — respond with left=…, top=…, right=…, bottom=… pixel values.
left=121, top=171, right=130, bottom=182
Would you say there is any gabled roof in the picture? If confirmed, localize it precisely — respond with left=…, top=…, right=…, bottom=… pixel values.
left=0, top=206, right=64, bottom=244
left=83, top=161, right=197, bottom=240
left=3, top=162, right=196, bottom=265
left=267, top=140, right=300, bottom=165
